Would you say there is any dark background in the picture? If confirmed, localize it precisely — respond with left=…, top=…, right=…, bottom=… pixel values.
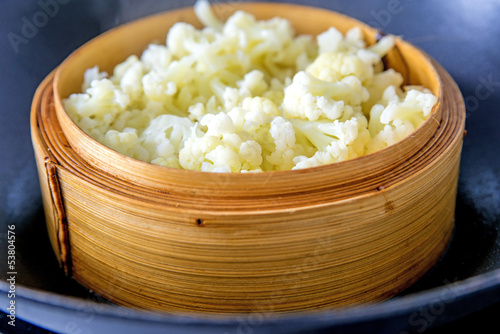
left=1, top=0, right=499, bottom=333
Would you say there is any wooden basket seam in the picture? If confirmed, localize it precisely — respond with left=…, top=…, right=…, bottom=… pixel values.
left=45, top=158, right=72, bottom=277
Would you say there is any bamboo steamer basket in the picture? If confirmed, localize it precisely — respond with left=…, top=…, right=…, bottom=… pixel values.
left=31, top=2, right=466, bottom=314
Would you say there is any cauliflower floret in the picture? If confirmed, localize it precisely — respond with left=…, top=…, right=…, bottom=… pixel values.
left=283, top=71, right=364, bottom=121
left=209, top=77, right=248, bottom=111
left=167, top=22, right=216, bottom=59
left=142, top=70, right=177, bottom=101
left=317, top=27, right=343, bottom=54
left=82, top=66, right=108, bottom=91
left=102, top=128, right=150, bottom=162
left=111, top=55, right=140, bottom=83
left=367, top=86, right=437, bottom=153
left=344, top=27, right=366, bottom=50
left=368, top=35, right=395, bottom=58
left=237, top=70, right=269, bottom=97
left=179, top=113, right=263, bottom=172
left=265, top=116, right=303, bottom=171
left=221, top=9, right=311, bottom=80
left=223, top=11, right=294, bottom=53
left=63, top=79, right=130, bottom=121
left=230, top=96, right=281, bottom=129
left=292, top=111, right=370, bottom=169
left=362, top=69, right=404, bottom=114
left=187, top=102, right=208, bottom=122
left=317, top=27, right=367, bottom=54
left=140, top=114, right=197, bottom=156
left=369, top=86, right=437, bottom=133
left=293, top=141, right=350, bottom=169
left=308, top=32, right=394, bottom=84
left=306, top=51, right=374, bottom=84
left=228, top=96, right=286, bottom=170
left=119, top=60, right=145, bottom=102
left=262, top=77, right=290, bottom=105
left=367, top=119, right=416, bottom=153
left=194, top=0, right=224, bottom=31
left=140, top=44, right=173, bottom=72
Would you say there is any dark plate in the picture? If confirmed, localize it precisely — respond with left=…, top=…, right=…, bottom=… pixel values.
left=1, top=1, right=499, bottom=333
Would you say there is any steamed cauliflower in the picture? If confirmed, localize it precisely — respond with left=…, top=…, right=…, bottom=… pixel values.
left=291, top=109, right=371, bottom=169
left=63, top=0, right=438, bottom=173
left=367, top=86, right=438, bottom=153
left=179, top=113, right=263, bottom=172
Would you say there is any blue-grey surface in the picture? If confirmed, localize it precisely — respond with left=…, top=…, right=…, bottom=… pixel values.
left=1, top=0, right=499, bottom=333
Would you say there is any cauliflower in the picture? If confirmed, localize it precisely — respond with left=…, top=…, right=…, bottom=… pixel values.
left=142, top=71, right=177, bottom=101
left=367, top=86, right=437, bottom=153
left=282, top=71, right=364, bottom=121
left=179, top=113, right=263, bottom=172
left=63, top=78, right=131, bottom=141
left=63, top=0, right=437, bottom=173
left=266, top=117, right=305, bottom=171
left=317, top=27, right=367, bottom=54
left=237, top=70, right=269, bottom=97
left=362, top=68, right=404, bottom=114
left=140, top=44, right=173, bottom=72
left=102, top=128, right=149, bottom=162
left=227, top=97, right=278, bottom=130
left=291, top=110, right=370, bottom=169
left=81, top=66, right=107, bottom=91
left=140, top=114, right=198, bottom=166
left=307, top=51, right=374, bottom=84
left=194, top=0, right=224, bottom=32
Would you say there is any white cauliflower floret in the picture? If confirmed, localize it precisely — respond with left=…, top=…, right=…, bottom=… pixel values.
left=283, top=71, right=362, bottom=121
left=293, top=141, right=350, bottom=169
left=371, top=86, right=438, bottom=130
left=367, top=118, right=416, bottom=153
left=344, top=27, right=366, bottom=49
left=194, top=0, right=224, bottom=31
left=237, top=70, right=269, bottom=97
left=223, top=11, right=294, bottom=53
left=362, top=69, right=404, bottom=114
left=82, top=66, right=108, bottom=91
left=102, top=128, right=150, bottom=162
left=306, top=51, right=374, bottom=84
left=142, top=70, right=177, bottom=101
left=317, top=27, right=343, bottom=54
left=209, top=77, right=248, bottom=111
left=140, top=114, right=197, bottom=156
left=119, top=60, right=145, bottom=102
left=167, top=22, right=215, bottom=59
left=367, top=86, right=437, bottom=153
left=308, top=32, right=394, bottom=84
left=179, top=112, right=263, bottom=172
left=317, top=27, right=367, bottom=54
left=64, top=79, right=130, bottom=120
left=140, top=44, right=173, bottom=72
left=228, top=96, right=281, bottom=130
left=262, top=77, right=290, bottom=105
left=265, top=117, right=301, bottom=171
left=166, top=22, right=197, bottom=59
left=187, top=102, right=208, bottom=122
left=368, top=35, right=395, bottom=58
left=291, top=111, right=370, bottom=169
left=112, top=55, right=140, bottom=83
left=221, top=8, right=311, bottom=80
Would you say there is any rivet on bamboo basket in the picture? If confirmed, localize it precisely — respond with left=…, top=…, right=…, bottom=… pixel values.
left=31, top=2, right=465, bottom=314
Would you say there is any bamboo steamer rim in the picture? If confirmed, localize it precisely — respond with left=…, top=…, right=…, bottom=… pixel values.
left=52, top=2, right=444, bottom=198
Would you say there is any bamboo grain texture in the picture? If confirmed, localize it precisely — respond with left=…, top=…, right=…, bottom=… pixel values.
left=31, top=3, right=466, bottom=314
